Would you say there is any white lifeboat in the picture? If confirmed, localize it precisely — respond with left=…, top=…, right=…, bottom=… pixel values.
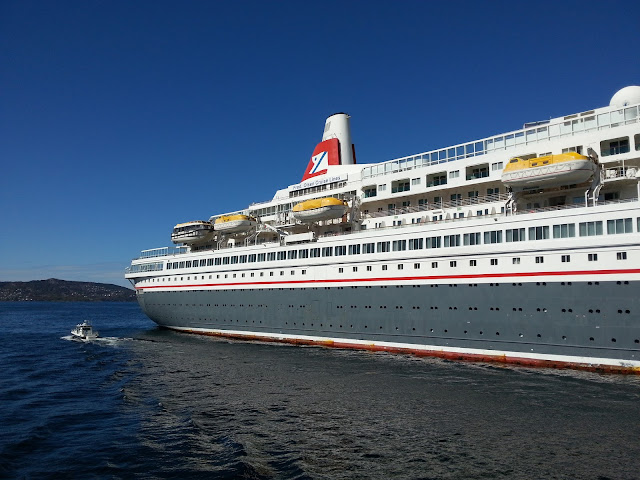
left=214, top=215, right=257, bottom=233
left=292, top=197, right=348, bottom=223
left=171, top=220, right=215, bottom=245
left=501, top=152, right=597, bottom=188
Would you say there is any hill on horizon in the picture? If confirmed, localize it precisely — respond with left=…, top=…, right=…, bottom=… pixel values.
left=0, top=278, right=136, bottom=302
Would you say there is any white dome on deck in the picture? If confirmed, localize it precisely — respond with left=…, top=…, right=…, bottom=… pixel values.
left=610, top=86, right=640, bottom=107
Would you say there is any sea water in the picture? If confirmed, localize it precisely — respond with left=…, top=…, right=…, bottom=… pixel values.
left=1, top=301, right=639, bottom=479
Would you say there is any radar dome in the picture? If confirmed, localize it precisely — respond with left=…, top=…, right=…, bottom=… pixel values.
left=610, top=86, right=640, bottom=107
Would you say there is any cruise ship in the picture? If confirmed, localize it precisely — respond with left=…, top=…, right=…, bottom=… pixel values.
left=126, top=86, right=640, bottom=373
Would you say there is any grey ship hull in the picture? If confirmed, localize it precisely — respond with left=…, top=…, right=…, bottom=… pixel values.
left=136, top=279, right=640, bottom=372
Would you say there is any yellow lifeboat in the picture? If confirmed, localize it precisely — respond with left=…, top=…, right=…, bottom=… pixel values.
left=171, top=220, right=214, bottom=245
left=501, top=152, right=597, bottom=188
left=292, top=197, right=348, bottom=223
left=214, top=214, right=257, bottom=233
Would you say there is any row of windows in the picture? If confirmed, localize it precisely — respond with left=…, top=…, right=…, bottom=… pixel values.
left=146, top=250, right=632, bottom=286
left=164, top=217, right=637, bottom=270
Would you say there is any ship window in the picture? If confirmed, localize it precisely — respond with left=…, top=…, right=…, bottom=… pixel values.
left=287, top=250, right=297, bottom=260
left=199, top=259, right=206, bottom=267
left=553, top=223, right=576, bottom=238
left=432, top=262, right=438, bottom=268
left=166, top=263, right=172, bottom=270
left=470, top=260, right=477, bottom=266
left=506, top=228, right=526, bottom=242
left=362, top=243, right=375, bottom=254
left=490, top=259, right=498, bottom=265
left=322, top=247, right=333, bottom=257
left=230, top=256, right=238, bottom=264
left=444, top=234, right=460, bottom=247
left=333, top=245, right=345, bottom=256
left=207, top=258, right=214, bottom=266
left=398, top=264, right=403, bottom=270
left=367, top=266, right=372, bottom=271
left=348, top=244, right=361, bottom=255
left=267, top=252, right=276, bottom=261
left=377, top=241, right=390, bottom=253
left=392, top=240, right=406, bottom=251
left=464, top=232, right=481, bottom=246
left=449, top=170, right=460, bottom=179
left=299, top=249, right=309, bottom=258
left=450, top=261, right=457, bottom=267
left=617, top=252, right=627, bottom=260
left=382, top=265, right=388, bottom=271
left=561, top=255, right=570, bottom=263
left=248, top=254, right=256, bottom=263
left=258, top=253, right=266, bottom=262
left=409, top=238, right=423, bottom=250
left=414, top=263, right=420, bottom=269
left=600, top=137, right=629, bottom=156
left=426, top=236, right=441, bottom=249
left=277, top=251, right=286, bottom=261
left=588, top=253, right=598, bottom=261
left=484, top=231, right=502, bottom=244
left=353, top=266, right=358, bottom=272
left=607, top=218, right=633, bottom=234
left=535, top=256, right=544, bottom=264
left=270, top=272, right=274, bottom=276
left=579, top=221, right=603, bottom=236
left=310, top=248, right=321, bottom=258
left=239, top=255, right=247, bottom=263
left=512, top=257, right=520, bottom=264
left=179, top=262, right=185, bottom=268
left=528, top=226, right=550, bottom=240
left=363, top=187, right=377, bottom=198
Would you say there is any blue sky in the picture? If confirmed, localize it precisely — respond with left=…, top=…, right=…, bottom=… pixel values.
left=1, top=0, right=639, bottom=288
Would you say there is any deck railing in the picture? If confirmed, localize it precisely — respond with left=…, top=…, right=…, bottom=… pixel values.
left=129, top=196, right=639, bottom=263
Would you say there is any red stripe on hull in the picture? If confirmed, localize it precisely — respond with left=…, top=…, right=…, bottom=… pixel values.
left=166, top=328, right=640, bottom=375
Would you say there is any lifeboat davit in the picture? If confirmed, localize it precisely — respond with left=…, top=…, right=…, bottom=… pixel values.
left=292, top=197, right=348, bottom=223
left=214, top=214, right=257, bottom=233
left=501, top=152, right=597, bottom=188
left=171, top=221, right=215, bottom=245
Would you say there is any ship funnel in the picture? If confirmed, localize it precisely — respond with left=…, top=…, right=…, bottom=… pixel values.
left=322, top=113, right=355, bottom=165
left=301, top=113, right=356, bottom=181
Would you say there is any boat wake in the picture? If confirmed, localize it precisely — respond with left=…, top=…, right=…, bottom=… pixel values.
left=61, top=335, right=134, bottom=346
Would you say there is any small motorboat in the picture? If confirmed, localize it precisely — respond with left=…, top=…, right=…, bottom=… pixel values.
left=71, top=320, right=99, bottom=340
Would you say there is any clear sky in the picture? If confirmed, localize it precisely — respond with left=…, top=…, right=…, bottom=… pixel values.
left=1, top=0, right=639, bottom=288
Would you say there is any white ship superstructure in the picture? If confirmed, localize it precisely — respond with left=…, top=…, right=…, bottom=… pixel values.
left=126, top=88, right=640, bottom=373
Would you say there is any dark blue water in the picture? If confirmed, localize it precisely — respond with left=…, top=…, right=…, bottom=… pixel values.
left=1, top=302, right=639, bottom=479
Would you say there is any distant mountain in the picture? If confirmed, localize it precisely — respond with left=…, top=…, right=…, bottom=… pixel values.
left=0, top=279, right=136, bottom=302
